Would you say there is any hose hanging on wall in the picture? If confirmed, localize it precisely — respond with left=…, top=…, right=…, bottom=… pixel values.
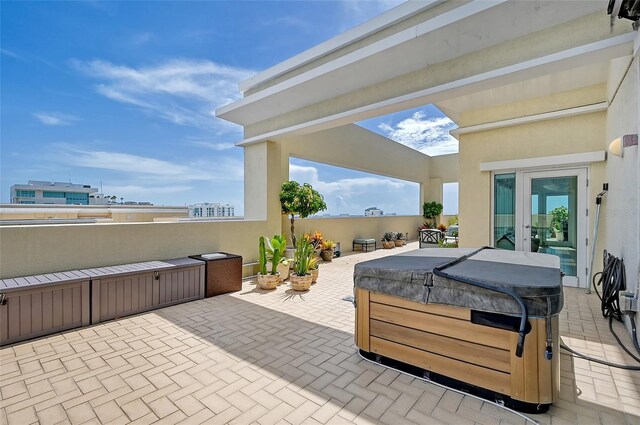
left=561, top=251, right=640, bottom=370
left=593, top=251, right=640, bottom=361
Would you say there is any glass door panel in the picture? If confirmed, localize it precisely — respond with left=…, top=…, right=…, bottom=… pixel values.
left=530, top=176, right=577, bottom=277
left=522, top=169, right=586, bottom=287
left=494, top=173, right=516, bottom=250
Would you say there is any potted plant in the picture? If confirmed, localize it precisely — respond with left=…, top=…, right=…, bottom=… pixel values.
left=308, top=256, right=319, bottom=283
left=381, top=232, right=395, bottom=249
left=277, top=258, right=291, bottom=282
left=290, top=236, right=314, bottom=291
left=280, top=181, right=327, bottom=248
left=423, top=201, right=444, bottom=229
left=306, top=231, right=324, bottom=257
left=394, top=232, right=405, bottom=247
left=320, top=240, right=336, bottom=261
left=257, top=236, right=279, bottom=290
left=550, top=206, right=568, bottom=241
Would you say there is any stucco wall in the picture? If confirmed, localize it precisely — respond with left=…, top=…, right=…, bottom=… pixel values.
left=281, top=215, right=425, bottom=252
left=281, top=124, right=432, bottom=184
left=0, top=205, right=188, bottom=222
left=0, top=220, right=268, bottom=279
left=604, top=52, right=639, bottom=298
left=458, top=102, right=607, bottom=256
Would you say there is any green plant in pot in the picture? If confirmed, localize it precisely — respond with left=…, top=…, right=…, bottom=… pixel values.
left=320, top=239, right=336, bottom=261
left=291, top=236, right=314, bottom=291
left=381, top=232, right=395, bottom=249
left=549, top=206, right=568, bottom=241
left=257, top=236, right=279, bottom=290
left=256, top=235, right=287, bottom=290
left=394, top=232, right=405, bottom=247
left=279, top=181, right=327, bottom=248
left=308, top=255, right=319, bottom=283
left=422, top=201, right=443, bottom=229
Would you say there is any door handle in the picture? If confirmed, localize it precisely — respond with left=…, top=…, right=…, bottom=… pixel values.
left=524, top=225, right=531, bottom=228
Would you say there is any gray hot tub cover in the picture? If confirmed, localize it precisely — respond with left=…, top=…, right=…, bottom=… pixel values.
left=354, top=248, right=563, bottom=317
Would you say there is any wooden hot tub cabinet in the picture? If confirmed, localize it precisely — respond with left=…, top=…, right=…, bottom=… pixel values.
left=355, top=288, right=560, bottom=406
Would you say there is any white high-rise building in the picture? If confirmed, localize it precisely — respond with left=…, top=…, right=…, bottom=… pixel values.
left=189, top=203, right=234, bottom=218
left=364, top=206, right=383, bottom=216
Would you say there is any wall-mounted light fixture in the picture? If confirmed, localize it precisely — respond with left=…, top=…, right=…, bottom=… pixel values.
left=608, top=134, right=638, bottom=157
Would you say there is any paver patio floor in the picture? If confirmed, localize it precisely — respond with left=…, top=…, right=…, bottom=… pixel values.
left=1, top=242, right=639, bottom=424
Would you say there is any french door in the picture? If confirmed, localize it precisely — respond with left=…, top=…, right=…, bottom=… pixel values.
left=494, top=168, right=588, bottom=287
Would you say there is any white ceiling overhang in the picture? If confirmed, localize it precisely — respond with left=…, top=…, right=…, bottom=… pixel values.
left=216, top=1, right=610, bottom=128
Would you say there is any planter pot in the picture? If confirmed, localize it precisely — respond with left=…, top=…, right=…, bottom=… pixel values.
left=276, top=262, right=290, bottom=281
left=382, top=241, right=395, bottom=249
left=314, top=247, right=322, bottom=257
left=310, top=268, right=319, bottom=283
left=257, top=273, right=280, bottom=290
left=284, top=247, right=296, bottom=259
left=554, top=230, right=564, bottom=242
left=290, top=273, right=312, bottom=291
left=394, top=240, right=404, bottom=247
left=321, top=250, right=334, bottom=261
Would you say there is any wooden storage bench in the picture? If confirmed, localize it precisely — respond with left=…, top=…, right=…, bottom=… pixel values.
left=0, top=257, right=205, bottom=345
left=0, top=272, right=91, bottom=346
left=87, top=258, right=205, bottom=324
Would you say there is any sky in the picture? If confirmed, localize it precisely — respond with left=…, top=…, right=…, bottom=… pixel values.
left=1, top=1, right=459, bottom=216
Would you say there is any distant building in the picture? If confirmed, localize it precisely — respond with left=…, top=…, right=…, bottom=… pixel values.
left=124, top=201, right=153, bottom=206
left=189, top=203, right=234, bottom=218
left=10, top=181, right=99, bottom=205
left=89, top=193, right=110, bottom=205
left=364, top=206, right=383, bottom=216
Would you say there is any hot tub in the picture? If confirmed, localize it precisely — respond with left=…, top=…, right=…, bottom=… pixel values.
left=353, top=247, right=563, bottom=413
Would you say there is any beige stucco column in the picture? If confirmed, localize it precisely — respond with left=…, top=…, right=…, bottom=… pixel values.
left=242, top=141, right=287, bottom=236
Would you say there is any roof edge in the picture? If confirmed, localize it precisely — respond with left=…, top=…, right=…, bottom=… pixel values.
left=237, top=0, right=444, bottom=93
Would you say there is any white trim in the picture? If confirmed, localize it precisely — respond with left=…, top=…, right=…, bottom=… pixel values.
left=235, top=33, right=635, bottom=146
left=219, top=0, right=508, bottom=117
left=238, top=1, right=443, bottom=92
left=634, top=28, right=640, bottom=57
left=451, top=102, right=607, bottom=137
left=480, top=151, right=605, bottom=172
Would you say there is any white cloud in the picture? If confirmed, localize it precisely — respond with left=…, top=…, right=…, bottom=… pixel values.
left=130, top=32, right=153, bottom=47
left=102, top=184, right=192, bottom=198
left=55, top=147, right=243, bottom=184
left=378, top=112, right=459, bottom=156
left=289, top=163, right=417, bottom=215
left=72, top=59, right=254, bottom=132
left=188, top=138, right=236, bottom=151
left=34, top=112, right=80, bottom=126
left=1, top=48, right=22, bottom=59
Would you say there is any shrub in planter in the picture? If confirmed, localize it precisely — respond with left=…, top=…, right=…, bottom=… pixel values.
left=423, top=201, right=443, bottom=229
left=381, top=232, right=395, bottom=249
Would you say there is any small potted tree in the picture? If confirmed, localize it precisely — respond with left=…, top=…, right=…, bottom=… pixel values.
left=381, top=232, right=395, bottom=249
left=394, top=232, right=405, bottom=247
left=290, top=236, right=314, bottom=291
left=320, top=240, right=336, bottom=261
left=280, top=181, right=327, bottom=248
left=257, top=236, right=279, bottom=290
left=423, top=201, right=444, bottom=229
